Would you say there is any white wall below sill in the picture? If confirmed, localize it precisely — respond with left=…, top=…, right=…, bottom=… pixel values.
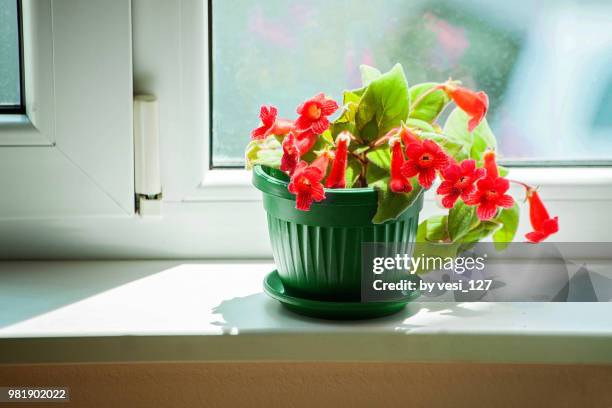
left=0, top=260, right=611, bottom=365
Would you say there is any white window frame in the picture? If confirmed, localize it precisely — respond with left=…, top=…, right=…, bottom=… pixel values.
left=0, top=0, right=134, bottom=217
left=138, top=0, right=612, bottom=227
left=0, top=0, right=610, bottom=259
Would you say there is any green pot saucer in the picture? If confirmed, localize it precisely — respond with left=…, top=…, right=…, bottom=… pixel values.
left=263, top=270, right=419, bottom=320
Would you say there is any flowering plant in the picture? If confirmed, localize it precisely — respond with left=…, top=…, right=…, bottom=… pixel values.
left=246, top=64, right=559, bottom=247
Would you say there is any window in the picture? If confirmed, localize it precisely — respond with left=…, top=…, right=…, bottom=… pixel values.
left=0, top=0, right=604, bottom=259
left=0, top=0, right=22, bottom=112
left=210, top=0, right=612, bottom=167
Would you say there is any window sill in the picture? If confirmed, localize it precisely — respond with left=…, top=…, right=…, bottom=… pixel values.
left=1, top=260, right=611, bottom=365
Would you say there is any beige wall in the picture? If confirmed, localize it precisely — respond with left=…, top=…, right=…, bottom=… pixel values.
left=1, top=362, right=611, bottom=407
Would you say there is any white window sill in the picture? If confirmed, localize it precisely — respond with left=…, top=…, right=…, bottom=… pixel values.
left=1, top=260, right=611, bottom=365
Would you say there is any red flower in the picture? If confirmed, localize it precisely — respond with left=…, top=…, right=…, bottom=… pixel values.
left=310, top=151, right=331, bottom=177
left=325, top=132, right=351, bottom=189
left=483, top=149, right=498, bottom=178
left=251, top=105, right=293, bottom=140
left=437, top=159, right=485, bottom=208
left=389, top=138, right=413, bottom=193
left=295, top=129, right=318, bottom=155
left=398, top=125, right=421, bottom=148
left=440, top=85, right=489, bottom=132
left=465, top=176, right=514, bottom=220
left=281, top=128, right=330, bottom=174
left=401, top=139, right=448, bottom=189
left=287, top=153, right=330, bottom=211
left=294, top=93, right=339, bottom=134
left=525, top=189, right=559, bottom=243
left=280, top=132, right=300, bottom=175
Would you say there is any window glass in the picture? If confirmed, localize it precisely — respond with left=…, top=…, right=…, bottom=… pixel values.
left=211, top=0, right=612, bottom=166
left=0, top=0, right=21, bottom=109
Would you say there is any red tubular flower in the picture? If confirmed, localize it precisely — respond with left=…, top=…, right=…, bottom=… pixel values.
left=389, top=138, right=413, bottom=193
left=401, top=139, right=448, bottom=189
left=398, top=125, right=421, bottom=149
left=294, top=129, right=318, bottom=156
left=483, top=149, right=498, bottom=178
left=274, top=119, right=294, bottom=135
left=288, top=154, right=330, bottom=211
left=439, top=85, right=489, bottom=132
left=294, top=93, right=339, bottom=134
left=437, top=159, right=485, bottom=208
left=325, top=132, right=351, bottom=189
left=464, top=151, right=512, bottom=220
left=251, top=105, right=293, bottom=140
left=310, top=151, right=331, bottom=176
left=464, top=176, right=514, bottom=220
left=280, top=132, right=300, bottom=175
left=525, top=189, right=559, bottom=243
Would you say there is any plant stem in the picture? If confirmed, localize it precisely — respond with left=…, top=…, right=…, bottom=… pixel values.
left=410, top=78, right=462, bottom=113
left=350, top=151, right=368, bottom=164
left=409, top=85, right=441, bottom=112
left=508, top=179, right=534, bottom=191
left=359, top=155, right=368, bottom=187
left=352, top=132, right=366, bottom=146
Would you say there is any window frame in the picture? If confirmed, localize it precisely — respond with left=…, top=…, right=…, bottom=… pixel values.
left=0, top=0, right=134, bottom=216
left=0, top=0, right=25, bottom=115
left=144, top=0, right=612, bottom=246
left=149, top=0, right=612, bottom=201
left=0, top=0, right=53, bottom=146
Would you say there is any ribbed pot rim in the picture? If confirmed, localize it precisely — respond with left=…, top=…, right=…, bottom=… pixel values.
left=253, top=165, right=380, bottom=205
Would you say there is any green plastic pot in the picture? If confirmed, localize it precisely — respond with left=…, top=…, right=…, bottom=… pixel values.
left=253, top=165, right=423, bottom=301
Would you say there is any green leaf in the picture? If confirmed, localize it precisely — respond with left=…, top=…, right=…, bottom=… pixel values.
left=244, top=135, right=282, bottom=170
left=492, top=203, right=520, bottom=250
left=344, top=87, right=366, bottom=104
left=355, top=63, right=409, bottom=143
left=447, top=201, right=478, bottom=241
left=365, top=145, right=391, bottom=171
left=464, top=221, right=500, bottom=241
left=443, top=107, right=497, bottom=162
left=365, top=160, right=388, bottom=188
left=321, top=129, right=334, bottom=144
left=470, top=133, right=493, bottom=161
left=344, top=156, right=362, bottom=188
left=360, top=64, right=381, bottom=86
left=371, top=183, right=423, bottom=224
left=359, top=118, right=380, bottom=142
left=330, top=89, right=363, bottom=139
left=330, top=120, right=356, bottom=141
left=415, top=217, right=464, bottom=275
left=352, top=145, right=370, bottom=155
left=417, top=215, right=449, bottom=242
left=412, top=241, right=461, bottom=274
left=404, top=118, right=436, bottom=133
left=457, top=220, right=501, bottom=253
left=365, top=161, right=423, bottom=224
left=498, top=165, right=509, bottom=177
left=408, top=82, right=450, bottom=123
